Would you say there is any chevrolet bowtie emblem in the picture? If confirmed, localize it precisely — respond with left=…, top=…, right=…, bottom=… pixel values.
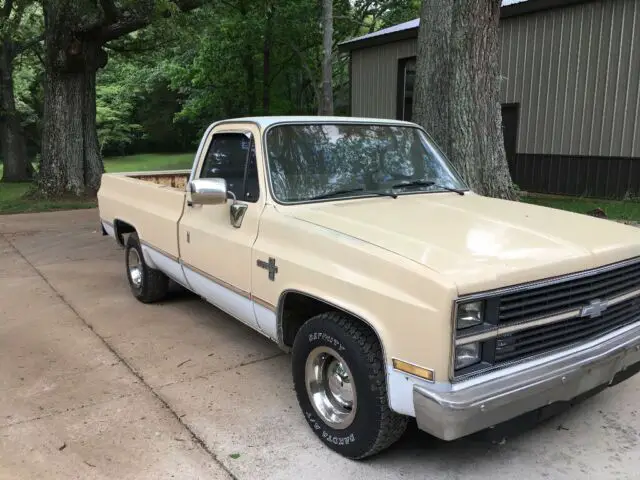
left=580, top=299, right=609, bottom=319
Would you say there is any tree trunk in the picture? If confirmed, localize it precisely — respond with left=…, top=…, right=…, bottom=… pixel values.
left=262, top=5, right=273, bottom=115
left=245, top=54, right=256, bottom=114
left=36, top=19, right=105, bottom=198
left=319, top=0, right=334, bottom=115
left=413, top=0, right=515, bottom=200
left=0, top=41, right=32, bottom=183
left=262, top=39, right=270, bottom=114
left=239, top=1, right=256, bottom=114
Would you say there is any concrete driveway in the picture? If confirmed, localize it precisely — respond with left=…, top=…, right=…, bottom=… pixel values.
left=1, top=209, right=638, bottom=480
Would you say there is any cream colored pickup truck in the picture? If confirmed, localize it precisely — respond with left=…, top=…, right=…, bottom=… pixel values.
left=98, top=116, right=640, bottom=459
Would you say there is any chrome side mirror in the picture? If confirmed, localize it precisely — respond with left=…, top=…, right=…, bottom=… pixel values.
left=189, top=178, right=227, bottom=206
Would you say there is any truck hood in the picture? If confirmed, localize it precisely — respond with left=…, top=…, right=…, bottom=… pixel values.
left=281, top=193, right=640, bottom=295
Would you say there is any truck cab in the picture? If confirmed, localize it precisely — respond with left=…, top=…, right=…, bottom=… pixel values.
left=98, top=116, right=640, bottom=459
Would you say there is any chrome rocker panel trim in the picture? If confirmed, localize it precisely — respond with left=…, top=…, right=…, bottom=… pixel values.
left=414, top=321, right=640, bottom=441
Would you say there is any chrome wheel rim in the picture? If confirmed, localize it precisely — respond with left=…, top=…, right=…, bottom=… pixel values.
left=305, top=346, right=357, bottom=430
left=127, top=248, right=143, bottom=288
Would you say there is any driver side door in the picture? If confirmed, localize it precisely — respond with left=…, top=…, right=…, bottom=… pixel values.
left=178, top=123, right=265, bottom=334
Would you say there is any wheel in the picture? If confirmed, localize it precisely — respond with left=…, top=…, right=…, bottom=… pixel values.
left=292, top=312, right=408, bottom=459
left=125, top=232, right=169, bottom=303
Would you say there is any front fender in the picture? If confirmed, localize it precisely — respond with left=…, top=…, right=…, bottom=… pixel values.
left=252, top=206, right=458, bottom=384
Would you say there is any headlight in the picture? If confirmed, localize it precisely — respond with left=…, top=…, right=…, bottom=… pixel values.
left=455, top=343, right=481, bottom=369
left=456, top=301, right=484, bottom=329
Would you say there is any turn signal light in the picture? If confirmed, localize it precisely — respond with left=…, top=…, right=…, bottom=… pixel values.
left=392, top=358, right=434, bottom=382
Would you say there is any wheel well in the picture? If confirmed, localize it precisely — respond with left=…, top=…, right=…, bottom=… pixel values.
left=280, top=292, right=379, bottom=349
left=113, top=220, right=136, bottom=247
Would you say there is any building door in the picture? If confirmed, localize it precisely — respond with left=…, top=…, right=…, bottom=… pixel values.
left=501, top=103, right=519, bottom=168
left=397, top=57, right=416, bottom=121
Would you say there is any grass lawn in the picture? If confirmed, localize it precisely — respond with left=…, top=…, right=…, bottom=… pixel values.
left=2, top=155, right=640, bottom=222
left=0, top=153, right=194, bottom=215
left=521, top=195, right=640, bottom=223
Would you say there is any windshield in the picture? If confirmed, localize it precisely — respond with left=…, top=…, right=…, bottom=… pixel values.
left=265, top=123, right=468, bottom=203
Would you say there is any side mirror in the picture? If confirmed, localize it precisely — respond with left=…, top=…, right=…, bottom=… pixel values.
left=189, top=178, right=227, bottom=206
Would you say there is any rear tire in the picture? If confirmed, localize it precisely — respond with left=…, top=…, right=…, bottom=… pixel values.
left=125, top=232, right=169, bottom=303
left=292, top=312, right=408, bottom=459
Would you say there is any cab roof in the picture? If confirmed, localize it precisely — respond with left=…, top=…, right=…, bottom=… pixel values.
left=213, top=116, right=418, bottom=130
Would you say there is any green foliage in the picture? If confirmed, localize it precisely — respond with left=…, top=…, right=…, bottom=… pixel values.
left=0, top=1, right=42, bottom=41
left=522, top=195, right=640, bottom=222
left=13, top=59, right=40, bottom=126
left=95, top=60, right=149, bottom=155
left=96, top=83, right=144, bottom=155
left=89, top=0, right=421, bottom=156
left=4, top=0, right=421, bottom=161
left=0, top=0, right=44, bottom=164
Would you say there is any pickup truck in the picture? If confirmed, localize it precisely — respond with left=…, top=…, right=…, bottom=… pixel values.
left=97, top=116, right=640, bottom=460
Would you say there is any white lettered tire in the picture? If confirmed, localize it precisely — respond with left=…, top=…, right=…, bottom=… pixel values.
left=292, top=312, right=408, bottom=459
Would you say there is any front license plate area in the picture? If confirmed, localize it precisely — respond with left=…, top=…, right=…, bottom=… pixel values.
left=610, top=358, right=640, bottom=386
left=577, top=354, right=621, bottom=394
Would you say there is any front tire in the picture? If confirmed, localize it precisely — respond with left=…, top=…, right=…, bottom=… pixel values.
left=125, top=232, right=169, bottom=303
left=292, top=312, right=408, bottom=459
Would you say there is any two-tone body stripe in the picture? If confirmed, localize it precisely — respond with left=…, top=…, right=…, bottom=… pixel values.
left=140, top=239, right=179, bottom=262
left=138, top=239, right=277, bottom=313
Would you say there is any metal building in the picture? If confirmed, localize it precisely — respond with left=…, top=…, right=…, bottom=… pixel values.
left=338, top=0, right=640, bottom=199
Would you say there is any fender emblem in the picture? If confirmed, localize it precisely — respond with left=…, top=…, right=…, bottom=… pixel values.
left=257, top=257, right=278, bottom=281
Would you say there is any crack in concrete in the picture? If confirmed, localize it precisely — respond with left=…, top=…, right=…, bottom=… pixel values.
left=0, top=392, right=139, bottom=431
left=2, top=232, right=240, bottom=480
left=155, top=351, right=287, bottom=390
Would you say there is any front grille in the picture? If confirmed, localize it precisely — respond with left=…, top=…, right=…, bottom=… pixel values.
left=498, top=259, right=640, bottom=323
left=495, top=298, right=640, bottom=363
left=494, top=259, right=640, bottom=365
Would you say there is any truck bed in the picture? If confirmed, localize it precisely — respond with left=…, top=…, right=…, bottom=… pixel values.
left=127, top=170, right=191, bottom=190
left=97, top=170, right=191, bottom=259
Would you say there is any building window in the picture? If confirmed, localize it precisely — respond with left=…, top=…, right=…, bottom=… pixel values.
left=397, top=57, right=416, bottom=121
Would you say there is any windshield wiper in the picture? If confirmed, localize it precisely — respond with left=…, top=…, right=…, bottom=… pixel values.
left=310, top=187, right=398, bottom=201
left=391, top=180, right=466, bottom=196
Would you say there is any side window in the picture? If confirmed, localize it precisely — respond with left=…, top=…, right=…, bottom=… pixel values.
left=200, top=132, right=259, bottom=203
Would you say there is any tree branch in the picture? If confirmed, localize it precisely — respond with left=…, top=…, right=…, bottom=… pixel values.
left=1, top=0, right=13, bottom=19
left=34, top=48, right=45, bottom=66
left=289, top=42, right=321, bottom=104
left=99, top=0, right=120, bottom=22
left=105, top=38, right=174, bottom=55
left=173, top=0, right=207, bottom=12
left=99, top=17, right=151, bottom=43
left=99, top=0, right=205, bottom=43
left=14, top=32, right=44, bottom=57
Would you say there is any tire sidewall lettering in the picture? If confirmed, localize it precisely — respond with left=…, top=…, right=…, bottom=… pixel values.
left=293, top=316, right=401, bottom=458
left=302, top=333, right=360, bottom=451
left=305, top=411, right=356, bottom=446
left=307, top=332, right=346, bottom=352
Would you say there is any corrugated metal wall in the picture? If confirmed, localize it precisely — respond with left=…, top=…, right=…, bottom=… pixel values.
left=351, top=39, right=416, bottom=119
left=349, top=0, right=640, bottom=198
left=500, top=0, right=640, bottom=157
left=351, top=0, right=640, bottom=157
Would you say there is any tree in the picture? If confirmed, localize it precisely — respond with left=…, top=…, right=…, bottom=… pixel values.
left=319, top=0, right=333, bottom=115
left=170, top=0, right=326, bottom=122
left=35, top=0, right=203, bottom=198
left=0, top=0, right=41, bottom=182
left=412, top=0, right=516, bottom=200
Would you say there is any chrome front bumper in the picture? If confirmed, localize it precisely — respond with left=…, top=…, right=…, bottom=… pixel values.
left=413, top=323, right=640, bottom=441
